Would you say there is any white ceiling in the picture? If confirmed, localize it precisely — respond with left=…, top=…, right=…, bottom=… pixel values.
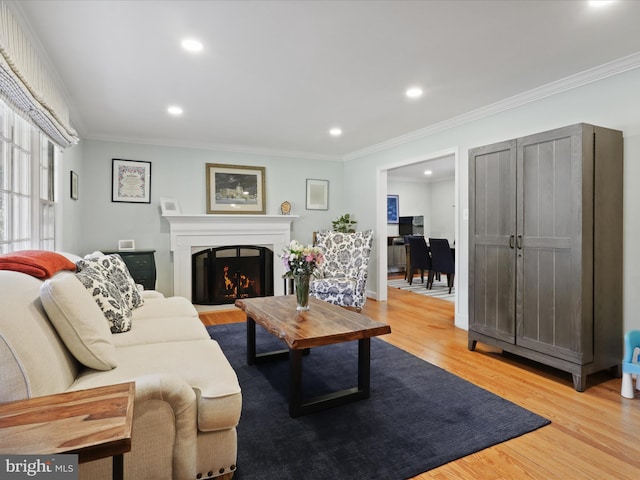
left=388, top=155, right=455, bottom=184
left=13, top=0, right=640, bottom=160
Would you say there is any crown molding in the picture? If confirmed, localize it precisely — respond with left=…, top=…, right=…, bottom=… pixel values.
left=343, top=51, right=640, bottom=161
left=82, top=133, right=343, bottom=162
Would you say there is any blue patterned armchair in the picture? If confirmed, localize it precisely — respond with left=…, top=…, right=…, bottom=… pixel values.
left=310, top=229, right=374, bottom=311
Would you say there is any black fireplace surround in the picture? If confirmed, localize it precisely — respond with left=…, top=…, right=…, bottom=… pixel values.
left=192, top=246, right=274, bottom=305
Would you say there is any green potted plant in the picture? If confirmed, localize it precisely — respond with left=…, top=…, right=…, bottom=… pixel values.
left=332, top=213, right=357, bottom=233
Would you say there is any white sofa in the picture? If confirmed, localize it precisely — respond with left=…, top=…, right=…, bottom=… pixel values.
left=0, top=252, right=241, bottom=480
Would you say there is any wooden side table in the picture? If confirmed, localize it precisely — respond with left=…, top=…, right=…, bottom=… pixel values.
left=0, top=382, right=135, bottom=480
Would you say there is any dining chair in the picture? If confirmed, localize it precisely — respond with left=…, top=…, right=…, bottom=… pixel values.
left=428, top=238, right=455, bottom=293
left=406, top=236, right=433, bottom=286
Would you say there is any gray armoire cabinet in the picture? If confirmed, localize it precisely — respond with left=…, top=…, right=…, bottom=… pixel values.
left=468, top=123, right=623, bottom=391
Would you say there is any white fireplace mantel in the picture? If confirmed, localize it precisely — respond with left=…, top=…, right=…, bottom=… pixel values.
left=163, top=214, right=297, bottom=300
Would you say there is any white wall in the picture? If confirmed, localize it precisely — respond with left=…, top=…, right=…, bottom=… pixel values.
left=63, top=139, right=344, bottom=296
left=386, top=180, right=430, bottom=237
left=59, top=141, right=84, bottom=254
left=386, top=178, right=455, bottom=241
left=428, top=178, right=455, bottom=243
left=344, top=66, right=640, bottom=333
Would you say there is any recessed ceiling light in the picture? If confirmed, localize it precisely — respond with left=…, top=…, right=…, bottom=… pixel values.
left=329, top=127, right=342, bottom=137
left=181, top=38, right=203, bottom=53
left=424, top=170, right=433, bottom=176
left=167, top=106, right=183, bottom=116
left=406, top=87, right=423, bottom=99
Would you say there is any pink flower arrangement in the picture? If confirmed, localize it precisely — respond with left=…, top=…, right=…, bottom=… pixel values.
left=280, top=240, right=324, bottom=278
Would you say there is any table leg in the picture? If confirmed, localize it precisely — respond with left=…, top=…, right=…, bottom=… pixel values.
left=288, top=339, right=372, bottom=418
left=358, top=338, right=371, bottom=397
left=289, top=348, right=303, bottom=417
left=113, top=454, right=124, bottom=480
left=246, top=316, right=256, bottom=365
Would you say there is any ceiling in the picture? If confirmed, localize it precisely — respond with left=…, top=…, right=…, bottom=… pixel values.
left=13, top=0, right=640, bottom=160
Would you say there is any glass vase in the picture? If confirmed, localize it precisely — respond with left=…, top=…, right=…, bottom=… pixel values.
left=294, top=273, right=311, bottom=311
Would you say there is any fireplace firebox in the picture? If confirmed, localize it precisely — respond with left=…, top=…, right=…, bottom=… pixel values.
left=192, top=246, right=273, bottom=305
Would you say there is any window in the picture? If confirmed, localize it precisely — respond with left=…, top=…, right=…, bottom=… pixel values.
left=0, top=98, right=59, bottom=253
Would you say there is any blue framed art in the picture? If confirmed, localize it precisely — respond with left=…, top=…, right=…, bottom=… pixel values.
left=387, top=195, right=399, bottom=224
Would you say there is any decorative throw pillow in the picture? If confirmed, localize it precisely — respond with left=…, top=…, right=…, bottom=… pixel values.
left=40, top=271, right=117, bottom=370
left=75, top=258, right=132, bottom=333
left=78, top=254, right=143, bottom=310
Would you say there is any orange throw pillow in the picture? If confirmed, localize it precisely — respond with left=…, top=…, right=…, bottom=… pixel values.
left=0, top=250, right=76, bottom=279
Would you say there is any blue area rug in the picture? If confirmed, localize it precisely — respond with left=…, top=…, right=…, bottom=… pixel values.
left=207, top=322, right=549, bottom=480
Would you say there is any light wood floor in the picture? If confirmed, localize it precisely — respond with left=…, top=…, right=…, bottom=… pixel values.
left=200, top=286, right=640, bottom=479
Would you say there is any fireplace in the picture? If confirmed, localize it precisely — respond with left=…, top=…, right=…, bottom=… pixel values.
left=192, top=246, right=273, bottom=305
left=163, top=214, right=295, bottom=301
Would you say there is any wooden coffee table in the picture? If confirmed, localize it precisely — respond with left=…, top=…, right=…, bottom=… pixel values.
left=235, top=295, right=391, bottom=417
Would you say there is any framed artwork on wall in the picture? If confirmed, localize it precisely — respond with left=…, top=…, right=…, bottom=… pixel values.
left=112, top=159, right=152, bottom=203
left=160, top=197, right=180, bottom=215
left=387, top=195, right=399, bottom=224
left=206, top=163, right=266, bottom=214
left=306, top=179, right=329, bottom=210
left=70, top=171, right=78, bottom=200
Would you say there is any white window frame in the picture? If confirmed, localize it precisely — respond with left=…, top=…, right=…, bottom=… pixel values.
left=0, top=98, right=60, bottom=253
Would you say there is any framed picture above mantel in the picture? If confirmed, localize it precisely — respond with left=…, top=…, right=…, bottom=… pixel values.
left=206, top=163, right=266, bottom=214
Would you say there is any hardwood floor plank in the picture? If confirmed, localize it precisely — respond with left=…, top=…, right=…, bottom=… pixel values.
left=199, top=286, right=640, bottom=479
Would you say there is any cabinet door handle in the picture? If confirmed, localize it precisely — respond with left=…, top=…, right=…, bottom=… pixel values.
left=509, top=235, right=515, bottom=248
left=517, top=235, right=523, bottom=249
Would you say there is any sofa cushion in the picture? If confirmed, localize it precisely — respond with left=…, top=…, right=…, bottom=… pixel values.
left=71, top=339, right=242, bottom=431
left=112, top=315, right=210, bottom=347
left=75, top=259, right=132, bottom=333
left=40, top=271, right=117, bottom=370
left=133, top=296, right=198, bottom=320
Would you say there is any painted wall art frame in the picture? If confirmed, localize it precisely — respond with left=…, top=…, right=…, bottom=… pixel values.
left=306, top=178, right=329, bottom=210
left=206, top=163, right=266, bottom=214
left=70, top=170, right=78, bottom=200
left=160, top=197, right=180, bottom=215
left=112, top=158, right=152, bottom=203
left=387, top=194, right=399, bottom=224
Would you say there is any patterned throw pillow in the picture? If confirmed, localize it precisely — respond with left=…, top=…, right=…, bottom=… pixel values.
left=99, top=254, right=144, bottom=309
left=78, top=254, right=143, bottom=310
left=75, top=257, right=133, bottom=333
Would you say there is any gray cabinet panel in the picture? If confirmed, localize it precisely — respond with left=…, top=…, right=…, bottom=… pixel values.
left=469, top=140, right=516, bottom=343
left=469, top=123, right=622, bottom=391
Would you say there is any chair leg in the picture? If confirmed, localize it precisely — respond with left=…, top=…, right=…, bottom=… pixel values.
left=622, top=372, right=635, bottom=398
left=447, top=273, right=455, bottom=294
left=407, top=267, right=414, bottom=285
left=426, top=270, right=434, bottom=289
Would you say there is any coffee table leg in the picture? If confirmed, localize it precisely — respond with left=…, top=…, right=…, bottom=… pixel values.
left=113, top=454, right=123, bottom=480
left=247, top=316, right=256, bottom=365
left=358, top=338, right=371, bottom=397
left=289, top=348, right=303, bottom=417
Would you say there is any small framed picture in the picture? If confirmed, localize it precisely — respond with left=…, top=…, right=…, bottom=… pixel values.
left=206, top=163, right=266, bottom=214
left=112, top=159, right=152, bottom=203
left=118, top=239, right=135, bottom=251
left=160, top=197, right=180, bottom=215
left=70, top=171, right=78, bottom=200
left=306, top=179, right=329, bottom=210
left=387, top=195, right=399, bottom=224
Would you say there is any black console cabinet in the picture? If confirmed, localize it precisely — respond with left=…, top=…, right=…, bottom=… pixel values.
left=102, top=250, right=156, bottom=290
